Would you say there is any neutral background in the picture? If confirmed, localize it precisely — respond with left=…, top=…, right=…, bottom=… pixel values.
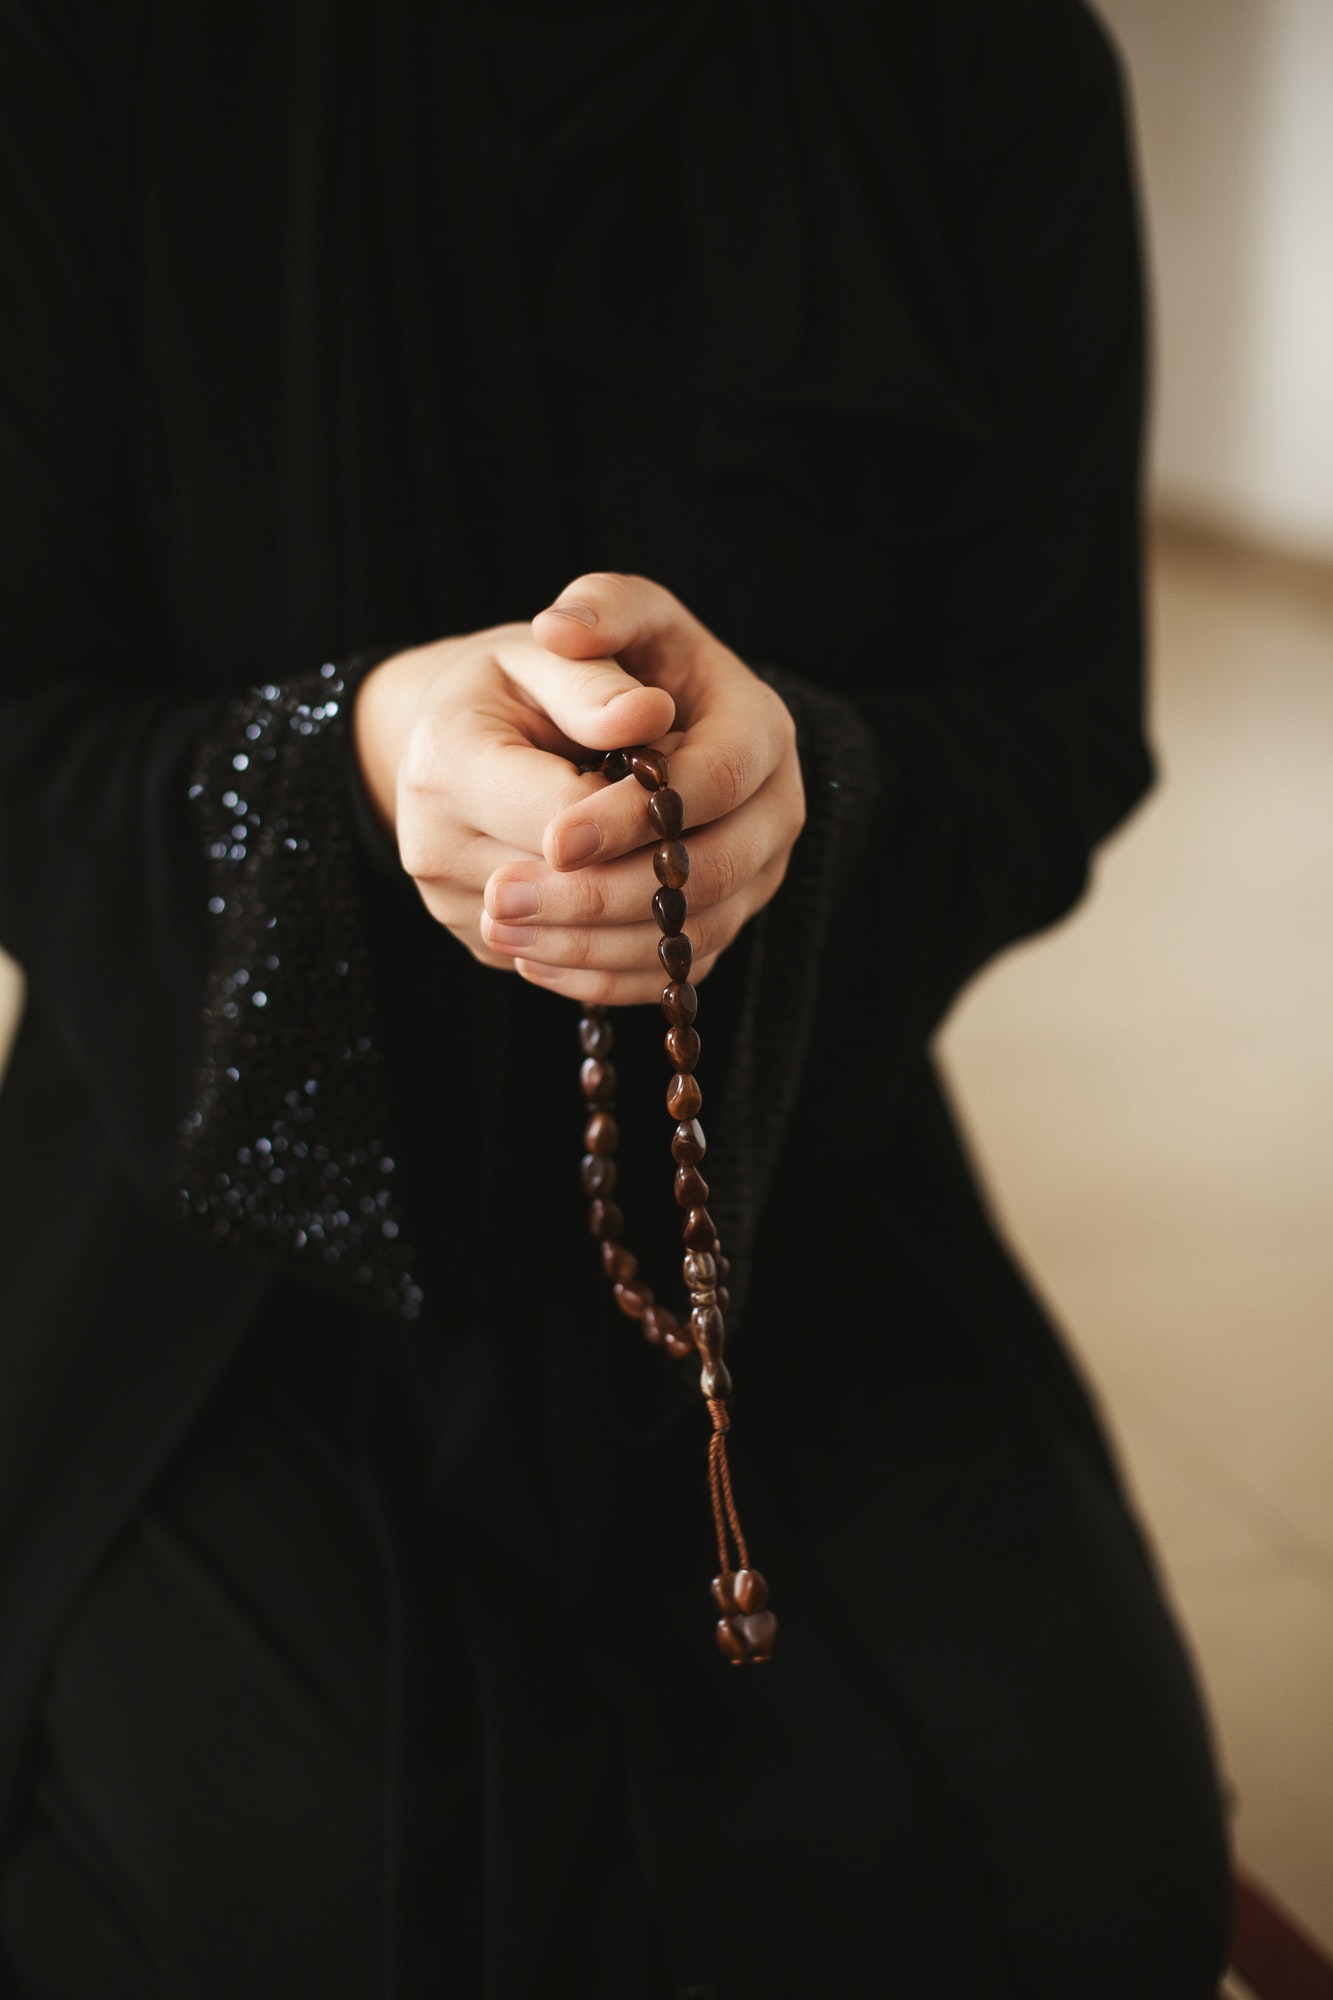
left=938, top=0, right=1333, bottom=1948
left=1, top=0, right=1329, bottom=1959
left=1099, top=0, right=1333, bottom=562
left=941, top=526, right=1333, bottom=1950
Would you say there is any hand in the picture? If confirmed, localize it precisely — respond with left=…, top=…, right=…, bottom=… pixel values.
left=353, top=575, right=804, bottom=1004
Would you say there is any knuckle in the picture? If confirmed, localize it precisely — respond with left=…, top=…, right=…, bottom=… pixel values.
left=577, top=872, right=609, bottom=923
left=570, top=660, right=622, bottom=705
left=400, top=713, right=449, bottom=796
left=547, top=868, right=607, bottom=925
left=710, top=742, right=751, bottom=818
left=700, top=841, right=737, bottom=909
left=564, top=926, right=599, bottom=971
left=693, top=905, right=733, bottom=961
left=397, top=821, right=439, bottom=882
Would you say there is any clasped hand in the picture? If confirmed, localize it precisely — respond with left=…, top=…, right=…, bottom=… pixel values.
left=354, top=574, right=806, bottom=1005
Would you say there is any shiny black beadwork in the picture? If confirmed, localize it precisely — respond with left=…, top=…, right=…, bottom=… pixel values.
left=176, top=657, right=421, bottom=1319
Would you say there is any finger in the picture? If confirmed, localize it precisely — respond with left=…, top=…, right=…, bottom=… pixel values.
left=493, top=630, right=675, bottom=753
left=540, top=676, right=798, bottom=871
left=514, top=950, right=724, bottom=1009
left=399, top=703, right=603, bottom=861
left=530, top=572, right=703, bottom=691
left=483, top=850, right=789, bottom=973
left=483, top=864, right=784, bottom=972
left=661, top=675, right=800, bottom=829
left=482, top=913, right=676, bottom=971
left=485, top=774, right=795, bottom=927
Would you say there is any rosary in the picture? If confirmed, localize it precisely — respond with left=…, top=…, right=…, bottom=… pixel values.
left=576, top=745, right=776, bottom=1665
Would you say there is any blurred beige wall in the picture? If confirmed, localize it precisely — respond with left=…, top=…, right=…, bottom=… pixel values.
left=0, top=955, right=19, bottom=1075
left=1098, top=0, right=1333, bottom=559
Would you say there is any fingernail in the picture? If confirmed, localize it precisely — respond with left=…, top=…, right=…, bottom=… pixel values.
left=491, top=880, right=541, bottom=920
left=490, top=920, right=539, bottom=950
left=555, top=822, right=601, bottom=867
left=546, top=599, right=598, bottom=628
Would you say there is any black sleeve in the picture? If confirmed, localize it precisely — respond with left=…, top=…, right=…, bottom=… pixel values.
left=753, top=0, right=1151, bottom=1159
left=0, top=2, right=418, bottom=1312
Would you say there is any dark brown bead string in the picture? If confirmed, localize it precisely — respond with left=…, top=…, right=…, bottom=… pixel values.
left=577, top=746, right=776, bottom=1667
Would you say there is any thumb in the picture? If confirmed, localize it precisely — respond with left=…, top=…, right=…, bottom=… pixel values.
left=498, top=633, right=674, bottom=755
left=531, top=571, right=702, bottom=686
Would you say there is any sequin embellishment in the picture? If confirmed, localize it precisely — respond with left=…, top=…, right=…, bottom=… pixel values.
left=175, top=658, right=422, bottom=1319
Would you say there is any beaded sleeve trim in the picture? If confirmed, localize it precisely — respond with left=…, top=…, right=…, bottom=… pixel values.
left=174, top=657, right=422, bottom=1320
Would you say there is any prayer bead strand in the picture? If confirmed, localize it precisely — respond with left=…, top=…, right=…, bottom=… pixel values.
left=576, top=746, right=775, bottom=1666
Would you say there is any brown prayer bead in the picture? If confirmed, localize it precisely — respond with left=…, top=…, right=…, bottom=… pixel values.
left=652, top=886, right=687, bottom=935
left=733, top=1568, right=770, bottom=1614
left=584, top=1110, right=619, bottom=1156
left=663, top=1324, right=695, bottom=1361
left=580, top=1153, right=617, bottom=1197
left=717, top=1285, right=732, bottom=1316
left=683, top=1249, right=717, bottom=1289
left=613, top=1279, right=654, bottom=1320
left=700, top=1357, right=734, bottom=1400
left=734, top=1609, right=777, bottom=1659
left=602, top=1241, right=637, bottom=1282
left=579, top=1058, right=617, bottom=1102
left=588, top=1198, right=622, bottom=1242
left=664, top=1025, right=700, bottom=1072
left=717, top=1254, right=730, bottom=1279
left=647, top=786, right=685, bottom=838
left=711, top=1569, right=771, bottom=1616
left=641, top=1304, right=676, bottom=1347
left=659, top=981, right=698, bottom=1029
left=658, top=933, right=693, bottom=981
left=666, top=1072, right=702, bottom=1120
left=578, top=1012, right=613, bottom=1058
left=691, top=1304, right=724, bottom=1360
left=715, top=1618, right=749, bottom=1663
left=682, top=1205, right=716, bottom=1250
left=600, top=748, right=630, bottom=782
left=652, top=840, right=690, bottom=890
left=628, top=747, right=670, bottom=790
left=671, top=1118, right=706, bottom=1164
left=674, top=1164, right=709, bottom=1208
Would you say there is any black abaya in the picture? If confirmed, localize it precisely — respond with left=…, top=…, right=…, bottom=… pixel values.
left=0, top=2, right=1232, bottom=1993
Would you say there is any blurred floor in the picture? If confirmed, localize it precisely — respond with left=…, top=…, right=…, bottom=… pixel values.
left=1, top=525, right=1329, bottom=1945
left=939, top=523, right=1333, bottom=1948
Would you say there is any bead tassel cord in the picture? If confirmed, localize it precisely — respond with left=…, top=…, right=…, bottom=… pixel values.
left=576, top=745, right=776, bottom=1666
